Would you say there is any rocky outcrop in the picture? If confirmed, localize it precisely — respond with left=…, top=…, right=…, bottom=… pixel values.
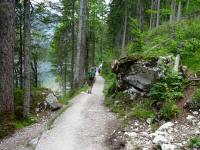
left=36, top=93, right=62, bottom=112
left=109, top=110, right=200, bottom=150
left=112, top=56, right=173, bottom=100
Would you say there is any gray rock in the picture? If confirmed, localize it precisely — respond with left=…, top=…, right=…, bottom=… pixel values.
left=161, top=144, right=176, bottom=150
left=186, top=115, right=195, bottom=121
left=192, top=111, right=198, bottom=115
left=147, top=118, right=153, bottom=124
left=153, top=135, right=168, bottom=145
left=45, top=93, right=62, bottom=111
left=158, top=122, right=174, bottom=131
left=27, top=137, right=40, bottom=149
left=113, top=56, right=176, bottom=100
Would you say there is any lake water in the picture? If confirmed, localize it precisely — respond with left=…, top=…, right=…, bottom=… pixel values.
left=38, top=62, right=61, bottom=92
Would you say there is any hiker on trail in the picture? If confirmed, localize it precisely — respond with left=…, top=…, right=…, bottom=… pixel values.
left=88, top=66, right=96, bottom=94
left=98, top=63, right=103, bottom=74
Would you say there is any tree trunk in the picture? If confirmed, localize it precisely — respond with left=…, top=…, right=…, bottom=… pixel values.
left=70, top=0, right=75, bottom=90
left=74, top=0, right=87, bottom=87
left=149, top=0, right=154, bottom=30
left=31, top=57, right=38, bottom=88
left=0, top=0, right=15, bottom=113
left=91, top=32, right=95, bottom=65
left=156, top=0, right=160, bottom=29
left=19, top=2, right=23, bottom=89
left=177, top=1, right=182, bottom=21
left=186, top=0, right=190, bottom=13
left=23, top=0, right=31, bottom=118
left=63, top=56, right=67, bottom=94
left=121, top=0, right=127, bottom=57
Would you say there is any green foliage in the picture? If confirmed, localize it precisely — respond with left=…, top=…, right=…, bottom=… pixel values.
left=149, top=68, right=183, bottom=102
left=140, top=19, right=200, bottom=72
left=189, top=136, right=200, bottom=148
left=189, top=88, right=200, bottom=110
left=14, top=115, right=38, bottom=129
left=0, top=113, right=15, bottom=139
left=105, top=92, right=134, bottom=117
left=127, top=18, right=144, bottom=55
left=0, top=113, right=38, bottom=139
left=148, top=68, right=182, bottom=120
left=131, top=102, right=156, bottom=120
left=58, top=84, right=89, bottom=104
left=14, top=88, right=49, bottom=119
left=159, top=100, right=180, bottom=120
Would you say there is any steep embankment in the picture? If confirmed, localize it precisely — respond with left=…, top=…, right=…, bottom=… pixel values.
left=103, top=18, right=200, bottom=149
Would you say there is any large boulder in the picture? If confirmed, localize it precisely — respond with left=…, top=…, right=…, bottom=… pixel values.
left=45, top=93, right=62, bottom=111
left=112, top=56, right=165, bottom=100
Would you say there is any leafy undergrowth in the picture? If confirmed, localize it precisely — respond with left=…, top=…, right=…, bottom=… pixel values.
left=103, top=18, right=200, bottom=122
left=129, top=18, right=200, bottom=73
left=58, top=84, right=89, bottom=105
left=0, top=113, right=38, bottom=139
left=188, top=87, right=200, bottom=110
left=104, top=64, right=184, bottom=122
left=189, top=136, right=200, bottom=149
left=0, top=87, right=50, bottom=139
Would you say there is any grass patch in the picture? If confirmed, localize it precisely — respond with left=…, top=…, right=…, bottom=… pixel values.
left=58, top=84, right=89, bottom=104
left=189, top=136, right=200, bottom=148
left=0, top=113, right=38, bottom=139
left=188, top=88, right=200, bottom=110
left=130, top=103, right=156, bottom=120
left=105, top=92, right=134, bottom=118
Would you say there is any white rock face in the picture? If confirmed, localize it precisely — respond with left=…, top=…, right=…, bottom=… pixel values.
left=147, top=118, right=152, bottom=124
left=153, top=135, right=168, bottom=145
left=192, top=111, right=198, bottom=115
left=158, top=122, right=174, bottom=131
left=45, top=93, right=62, bottom=111
left=186, top=115, right=195, bottom=121
left=161, top=144, right=176, bottom=150
left=45, top=93, right=58, bottom=104
left=28, top=137, right=40, bottom=149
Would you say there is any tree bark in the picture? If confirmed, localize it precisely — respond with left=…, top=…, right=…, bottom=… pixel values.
left=19, top=2, right=23, bottom=89
left=74, top=0, right=87, bottom=87
left=121, top=0, right=127, bottom=57
left=186, top=0, right=190, bottom=13
left=0, top=0, right=15, bottom=113
left=23, top=0, right=31, bottom=118
left=177, top=1, right=182, bottom=21
left=156, top=0, right=160, bottom=29
left=70, top=0, right=75, bottom=90
left=149, top=0, right=154, bottom=30
left=31, top=57, right=38, bottom=88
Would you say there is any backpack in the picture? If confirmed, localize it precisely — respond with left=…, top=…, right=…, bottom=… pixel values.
left=88, top=69, right=95, bottom=79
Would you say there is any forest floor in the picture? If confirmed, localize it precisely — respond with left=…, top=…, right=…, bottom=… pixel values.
left=0, top=114, right=50, bottom=150
left=35, top=76, right=119, bottom=150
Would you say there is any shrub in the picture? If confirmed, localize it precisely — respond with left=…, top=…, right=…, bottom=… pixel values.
left=131, top=104, right=156, bottom=120
left=0, top=113, right=15, bottom=139
left=189, top=136, right=200, bottom=148
left=149, top=68, right=183, bottom=102
left=159, top=100, right=180, bottom=120
left=189, top=88, right=200, bottom=110
left=105, top=92, right=134, bottom=117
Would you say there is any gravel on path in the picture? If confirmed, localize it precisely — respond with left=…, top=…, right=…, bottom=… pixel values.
left=35, top=76, right=119, bottom=150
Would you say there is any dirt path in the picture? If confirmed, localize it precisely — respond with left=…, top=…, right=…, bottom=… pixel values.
left=35, top=76, right=119, bottom=150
